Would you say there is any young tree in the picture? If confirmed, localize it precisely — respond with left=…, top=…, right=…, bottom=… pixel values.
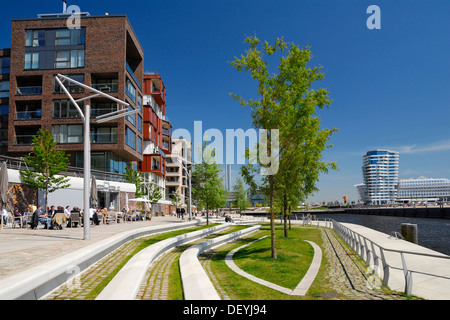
left=231, top=36, right=337, bottom=258
left=233, top=177, right=249, bottom=215
left=192, top=144, right=227, bottom=225
left=171, top=191, right=181, bottom=209
left=125, top=163, right=144, bottom=198
left=147, top=182, right=162, bottom=214
left=20, top=129, right=71, bottom=211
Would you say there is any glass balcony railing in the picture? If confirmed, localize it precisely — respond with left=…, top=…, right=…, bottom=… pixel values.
left=16, top=110, right=42, bottom=120
left=91, top=107, right=117, bottom=117
left=91, top=132, right=118, bottom=144
left=16, top=86, right=42, bottom=95
left=15, top=135, right=34, bottom=145
left=92, top=82, right=118, bottom=92
left=162, top=128, right=170, bottom=135
left=126, top=62, right=141, bottom=90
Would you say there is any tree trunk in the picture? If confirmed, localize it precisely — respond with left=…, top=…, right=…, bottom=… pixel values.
left=288, top=205, right=291, bottom=230
left=269, top=175, right=277, bottom=259
left=283, top=193, right=288, bottom=238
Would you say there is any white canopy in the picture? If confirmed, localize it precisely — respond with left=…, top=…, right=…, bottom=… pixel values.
left=128, top=198, right=151, bottom=202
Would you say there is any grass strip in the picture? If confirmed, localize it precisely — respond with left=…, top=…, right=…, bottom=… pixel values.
left=206, top=223, right=329, bottom=300
left=84, top=223, right=218, bottom=299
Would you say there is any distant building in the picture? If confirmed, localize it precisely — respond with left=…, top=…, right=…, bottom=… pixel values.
left=357, top=149, right=450, bottom=204
left=362, top=150, right=399, bottom=204
left=397, top=177, right=450, bottom=203
left=166, top=138, right=192, bottom=208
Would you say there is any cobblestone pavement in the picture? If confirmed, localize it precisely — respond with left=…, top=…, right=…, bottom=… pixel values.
left=41, top=224, right=414, bottom=300
left=320, top=228, right=411, bottom=300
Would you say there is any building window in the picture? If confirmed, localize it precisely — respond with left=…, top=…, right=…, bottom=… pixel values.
left=137, top=137, right=142, bottom=154
left=53, top=124, right=83, bottom=144
left=54, top=74, right=84, bottom=93
left=0, top=105, right=8, bottom=115
left=91, top=127, right=117, bottom=144
left=126, top=78, right=136, bottom=103
left=53, top=99, right=82, bottom=118
left=137, top=94, right=142, bottom=111
left=55, top=28, right=86, bottom=46
left=125, top=126, right=136, bottom=149
left=137, top=114, right=142, bottom=133
left=54, top=50, right=84, bottom=68
left=0, top=81, right=9, bottom=98
left=1, top=57, right=10, bottom=74
left=25, top=30, right=45, bottom=47
left=126, top=106, right=136, bottom=126
left=24, top=52, right=39, bottom=70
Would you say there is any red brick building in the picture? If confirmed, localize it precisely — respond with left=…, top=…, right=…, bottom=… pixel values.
left=6, top=13, right=144, bottom=173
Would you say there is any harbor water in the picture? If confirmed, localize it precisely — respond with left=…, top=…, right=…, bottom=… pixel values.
left=307, top=213, right=450, bottom=256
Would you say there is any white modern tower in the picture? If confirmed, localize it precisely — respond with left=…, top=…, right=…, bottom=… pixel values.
left=362, top=150, right=399, bottom=204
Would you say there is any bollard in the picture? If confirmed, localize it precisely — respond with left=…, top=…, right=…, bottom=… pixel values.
left=400, top=223, right=418, bottom=244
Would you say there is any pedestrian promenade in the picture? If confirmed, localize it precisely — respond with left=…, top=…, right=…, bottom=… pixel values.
left=0, top=216, right=184, bottom=281
left=0, top=215, right=448, bottom=300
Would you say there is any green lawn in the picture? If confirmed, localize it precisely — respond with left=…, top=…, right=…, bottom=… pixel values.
left=206, top=223, right=335, bottom=300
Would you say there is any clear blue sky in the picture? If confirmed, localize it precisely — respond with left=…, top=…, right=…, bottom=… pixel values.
left=1, top=0, right=449, bottom=204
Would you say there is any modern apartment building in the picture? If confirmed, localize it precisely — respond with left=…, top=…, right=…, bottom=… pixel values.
left=138, top=73, right=173, bottom=213
left=0, top=49, right=10, bottom=155
left=0, top=8, right=148, bottom=210
left=357, top=149, right=450, bottom=204
left=361, top=150, right=399, bottom=204
left=166, top=138, right=192, bottom=208
left=7, top=12, right=144, bottom=173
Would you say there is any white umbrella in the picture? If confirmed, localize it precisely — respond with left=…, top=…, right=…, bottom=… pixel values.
left=0, top=162, right=9, bottom=229
left=91, top=175, right=98, bottom=208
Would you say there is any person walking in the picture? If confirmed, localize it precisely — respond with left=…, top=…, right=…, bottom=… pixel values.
left=176, top=207, right=180, bottom=218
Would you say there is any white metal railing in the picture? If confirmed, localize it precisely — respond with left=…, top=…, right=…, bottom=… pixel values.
left=331, top=219, right=450, bottom=296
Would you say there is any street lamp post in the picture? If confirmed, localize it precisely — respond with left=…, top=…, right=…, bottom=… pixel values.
left=55, top=74, right=138, bottom=240
left=179, top=159, right=192, bottom=221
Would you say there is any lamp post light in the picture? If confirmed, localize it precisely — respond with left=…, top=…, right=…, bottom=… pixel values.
left=55, top=74, right=139, bottom=240
left=179, top=158, right=192, bottom=221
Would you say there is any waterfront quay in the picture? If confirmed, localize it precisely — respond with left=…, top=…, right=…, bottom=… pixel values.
left=0, top=215, right=448, bottom=301
left=297, top=206, right=450, bottom=220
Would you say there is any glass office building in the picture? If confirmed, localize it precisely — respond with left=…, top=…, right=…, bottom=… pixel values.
left=362, top=150, right=399, bottom=204
left=397, top=177, right=450, bottom=202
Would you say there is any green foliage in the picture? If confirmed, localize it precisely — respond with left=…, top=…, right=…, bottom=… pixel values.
left=125, top=162, right=144, bottom=198
left=171, top=192, right=181, bottom=208
left=192, top=143, right=227, bottom=224
left=233, top=177, right=249, bottom=213
left=20, top=129, right=71, bottom=209
left=230, top=35, right=338, bottom=254
left=147, top=182, right=163, bottom=207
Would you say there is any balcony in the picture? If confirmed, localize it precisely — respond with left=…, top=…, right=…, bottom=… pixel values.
left=166, top=176, right=180, bottom=185
left=15, top=101, right=42, bottom=120
left=92, top=82, right=118, bottom=92
left=140, top=153, right=165, bottom=177
left=126, top=62, right=142, bottom=90
left=16, top=75, right=43, bottom=96
left=14, top=126, right=40, bottom=145
left=15, top=110, right=41, bottom=120
left=161, top=135, right=171, bottom=154
left=91, top=131, right=117, bottom=144
left=16, top=86, right=42, bottom=96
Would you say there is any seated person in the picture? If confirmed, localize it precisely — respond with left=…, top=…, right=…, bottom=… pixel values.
left=12, top=208, right=25, bottom=227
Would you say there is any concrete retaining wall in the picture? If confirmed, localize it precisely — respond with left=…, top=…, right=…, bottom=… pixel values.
left=180, top=225, right=261, bottom=300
